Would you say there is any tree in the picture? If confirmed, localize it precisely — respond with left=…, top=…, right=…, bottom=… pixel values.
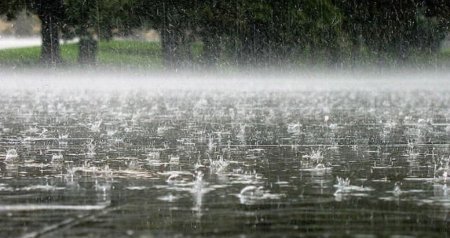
left=34, top=0, right=64, bottom=64
left=63, top=0, right=155, bottom=65
left=131, top=0, right=196, bottom=69
left=2, top=0, right=450, bottom=68
left=334, top=0, right=450, bottom=64
left=0, top=0, right=64, bottom=65
left=158, top=0, right=196, bottom=69
left=193, top=0, right=342, bottom=67
left=64, top=0, right=99, bottom=64
left=0, top=0, right=25, bottom=20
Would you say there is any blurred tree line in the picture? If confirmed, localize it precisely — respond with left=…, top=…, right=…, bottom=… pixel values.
left=0, top=0, right=449, bottom=68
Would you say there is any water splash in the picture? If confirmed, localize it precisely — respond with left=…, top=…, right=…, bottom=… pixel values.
left=237, top=185, right=284, bottom=205
left=393, top=182, right=402, bottom=196
left=5, top=149, right=18, bottom=161
left=334, top=176, right=373, bottom=200
left=209, top=155, right=229, bottom=174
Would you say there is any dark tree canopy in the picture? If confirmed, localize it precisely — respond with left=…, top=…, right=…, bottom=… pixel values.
left=1, top=0, right=449, bottom=68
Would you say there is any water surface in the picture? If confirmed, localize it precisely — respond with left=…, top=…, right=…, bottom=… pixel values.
left=0, top=78, right=449, bottom=237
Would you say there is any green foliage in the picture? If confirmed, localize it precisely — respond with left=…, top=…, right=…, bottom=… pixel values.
left=334, top=0, right=450, bottom=61
left=0, top=40, right=163, bottom=68
left=190, top=0, right=344, bottom=66
left=0, top=0, right=28, bottom=20
left=1, top=0, right=450, bottom=68
left=63, top=0, right=146, bottom=40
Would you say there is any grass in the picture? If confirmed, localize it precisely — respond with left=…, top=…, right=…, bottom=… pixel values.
left=98, top=40, right=162, bottom=68
left=439, top=48, right=450, bottom=61
left=0, top=40, right=163, bottom=69
left=0, top=46, right=42, bottom=66
left=1, top=39, right=450, bottom=70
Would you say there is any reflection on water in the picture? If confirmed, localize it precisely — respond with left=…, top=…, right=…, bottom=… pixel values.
left=0, top=89, right=449, bottom=237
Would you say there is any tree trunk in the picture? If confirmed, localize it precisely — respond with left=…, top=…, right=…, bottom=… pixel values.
left=161, top=26, right=179, bottom=69
left=39, top=14, right=62, bottom=65
left=76, top=0, right=98, bottom=65
left=78, top=37, right=98, bottom=65
left=202, top=26, right=220, bottom=67
left=160, top=1, right=185, bottom=70
left=161, top=12, right=174, bottom=68
left=78, top=27, right=98, bottom=65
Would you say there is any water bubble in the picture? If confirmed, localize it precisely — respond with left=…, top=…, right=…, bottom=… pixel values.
left=5, top=149, right=18, bottom=161
left=240, top=185, right=264, bottom=198
left=169, top=155, right=180, bottom=164
left=393, top=182, right=402, bottom=196
left=51, top=153, right=64, bottom=162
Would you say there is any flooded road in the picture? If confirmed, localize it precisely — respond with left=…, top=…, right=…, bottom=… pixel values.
left=0, top=81, right=449, bottom=237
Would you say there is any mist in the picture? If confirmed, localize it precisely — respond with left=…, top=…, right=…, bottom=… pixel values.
left=1, top=67, right=450, bottom=93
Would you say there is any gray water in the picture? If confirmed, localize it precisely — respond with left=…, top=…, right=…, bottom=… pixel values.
left=0, top=77, right=449, bottom=237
